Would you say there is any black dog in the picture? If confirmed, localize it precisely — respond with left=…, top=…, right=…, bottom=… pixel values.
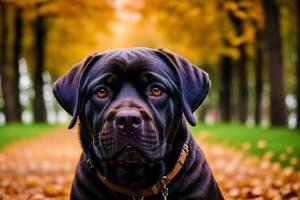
left=53, top=48, right=223, bottom=200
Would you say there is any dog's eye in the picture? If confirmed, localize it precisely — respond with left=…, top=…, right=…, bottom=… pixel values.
left=150, top=87, right=162, bottom=97
left=97, top=87, right=109, bottom=98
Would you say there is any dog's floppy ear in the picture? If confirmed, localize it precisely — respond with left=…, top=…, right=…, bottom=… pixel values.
left=157, top=48, right=211, bottom=126
left=53, top=53, right=100, bottom=129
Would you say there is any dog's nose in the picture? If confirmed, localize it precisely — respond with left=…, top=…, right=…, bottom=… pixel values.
left=115, top=110, right=142, bottom=134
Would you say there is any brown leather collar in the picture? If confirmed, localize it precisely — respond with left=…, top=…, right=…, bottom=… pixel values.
left=95, top=144, right=189, bottom=198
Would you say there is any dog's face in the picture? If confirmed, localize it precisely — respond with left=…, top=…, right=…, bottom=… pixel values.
left=53, top=48, right=210, bottom=187
left=81, top=56, right=181, bottom=162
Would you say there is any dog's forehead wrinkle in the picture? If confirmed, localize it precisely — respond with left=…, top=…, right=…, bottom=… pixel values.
left=114, top=83, right=147, bottom=104
left=96, top=49, right=170, bottom=72
left=101, top=51, right=152, bottom=66
left=105, top=48, right=158, bottom=62
left=84, top=73, right=112, bottom=89
left=113, top=100, right=143, bottom=110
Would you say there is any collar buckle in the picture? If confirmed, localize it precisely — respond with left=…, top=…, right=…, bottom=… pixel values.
left=160, top=176, right=170, bottom=187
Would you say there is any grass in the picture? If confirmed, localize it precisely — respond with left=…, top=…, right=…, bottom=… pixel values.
left=191, top=123, right=300, bottom=169
left=0, top=123, right=59, bottom=150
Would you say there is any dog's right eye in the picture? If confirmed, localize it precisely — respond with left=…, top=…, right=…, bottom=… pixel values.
left=97, top=87, right=109, bottom=98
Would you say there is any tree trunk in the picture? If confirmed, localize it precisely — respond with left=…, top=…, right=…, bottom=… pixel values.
left=237, top=43, right=248, bottom=123
left=12, top=6, right=23, bottom=121
left=263, top=0, right=286, bottom=126
left=297, top=0, right=300, bottom=129
left=254, top=25, right=263, bottom=125
left=33, top=14, right=47, bottom=122
left=230, top=13, right=248, bottom=123
left=0, top=2, right=19, bottom=123
left=219, top=55, right=233, bottom=122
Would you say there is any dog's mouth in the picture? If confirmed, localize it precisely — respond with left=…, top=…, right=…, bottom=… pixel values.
left=99, top=120, right=164, bottom=162
left=106, top=145, right=149, bottom=165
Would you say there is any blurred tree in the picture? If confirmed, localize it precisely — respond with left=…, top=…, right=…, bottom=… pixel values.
left=219, top=53, right=233, bottom=122
left=263, top=0, right=286, bottom=126
left=297, top=0, right=300, bottom=129
left=33, top=3, right=47, bottom=122
left=12, top=5, right=23, bottom=121
left=0, top=2, right=10, bottom=121
left=229, top=3, right=249, bottom=123
left=253, top=21, right=264, bottom=125
left=0, top=2, right=21, bottom=122
left=219, top=3, right=234, bottom=123
left=246, top=1, right=265, bottom=125
left=224, top=0, right=264, bottom=124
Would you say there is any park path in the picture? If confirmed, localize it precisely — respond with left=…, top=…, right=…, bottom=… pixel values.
left=0, top=128, right=299, bottom=200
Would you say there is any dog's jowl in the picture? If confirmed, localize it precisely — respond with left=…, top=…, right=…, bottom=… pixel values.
left=53, top=48, right=224, bottom=200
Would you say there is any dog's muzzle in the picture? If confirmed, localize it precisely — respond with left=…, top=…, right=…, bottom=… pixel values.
left=98, top=101, right=161, bottom=161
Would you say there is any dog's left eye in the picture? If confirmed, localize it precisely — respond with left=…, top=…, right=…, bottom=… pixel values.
left=150, top=87, right=162, bottom=97
left=97, top=87, right=109, bottom=98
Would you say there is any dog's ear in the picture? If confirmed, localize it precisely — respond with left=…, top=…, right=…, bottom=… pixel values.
left=157, top=48, right=211, bottom=126
left=53, top=53, right=100, bottom=129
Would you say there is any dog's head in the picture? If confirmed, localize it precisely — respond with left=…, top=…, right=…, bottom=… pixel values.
left=53, top=48, right=210, bottom=187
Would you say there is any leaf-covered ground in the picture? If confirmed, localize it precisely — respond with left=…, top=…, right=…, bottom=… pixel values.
left=0, top=128, right=81, bottom=200
left=0, top=128, right=299, bottom=199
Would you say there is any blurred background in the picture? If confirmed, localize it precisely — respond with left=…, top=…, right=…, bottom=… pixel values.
left=0, top=0, right=299, bottom=127
left=0, top=0, right=300, bottom=199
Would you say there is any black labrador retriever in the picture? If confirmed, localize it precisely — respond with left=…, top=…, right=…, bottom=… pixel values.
left=53, top=48, right=223, bottom=200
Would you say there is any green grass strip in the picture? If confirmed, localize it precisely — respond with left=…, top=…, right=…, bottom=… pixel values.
left=191, top=123, right=300, bottom=169
left=0, top=123, right=59, bottom=150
